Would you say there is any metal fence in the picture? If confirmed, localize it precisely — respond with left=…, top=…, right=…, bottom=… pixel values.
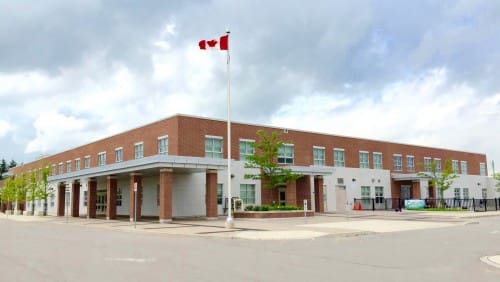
left=353, top=198, right=500, bottom=212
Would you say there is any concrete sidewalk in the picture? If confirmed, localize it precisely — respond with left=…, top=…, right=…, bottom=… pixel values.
left=4, top=210, right=495, bottom=240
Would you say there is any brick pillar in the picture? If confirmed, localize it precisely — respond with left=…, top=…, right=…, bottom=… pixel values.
left=57, top=183, right=66, bottom=216
left=71, top=181, right=80, bottom=217
left=159, top=169, right=173, bottom=223
left=314, top=176, right=324, bottom=212
left=412, top=181, right=421, bottom=199
left=286, top=179, right=297, bottom=206
left=106, top=176, right=117, bottom=220
left=205, top=170, right=218, bottom=219
left=87, top=179, right=97, bottom=219
left=129, top=173, right=142, bottom=221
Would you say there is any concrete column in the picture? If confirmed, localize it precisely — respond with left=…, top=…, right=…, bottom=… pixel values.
left=71, top=181, right=80, bottom=217
left=314, top=176, right=324, bottom=213
left=129, top=173, right=142, bottom=221
left=205, top=170, right=218, bottom=219
left=159, top=169, right=173, bottom=223
left=87, top=179, right=97, bottom=219
left=106, top=176, right=117, bottom=220
left=57, top=183, right=66, bottom=216
left=286, top=179, right=297, bottom=206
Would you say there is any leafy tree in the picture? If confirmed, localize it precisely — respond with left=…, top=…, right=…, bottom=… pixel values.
left=26, top=170, right=38, bottom=214
left=1, top=178, right=17, bottom=211
left=9, top=159, right=17, bottom=168
left=0, top=159, right=7, bottom=179
left=494, top=172, right=500, bottom=192
left=36, top=165, right=53, bottom=216
left=418, top=159, right=458, bottom=207
left=244, top=130, right=302, bottom=203
left=14, top=173, right=28, bottom=212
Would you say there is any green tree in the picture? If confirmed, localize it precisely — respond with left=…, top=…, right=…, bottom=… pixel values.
left=9, top=159, right=17, bottom=168
left=0, top=159, right=7, bottom=179
left=26, top=170, right=38, bottom=214
left=418, top=159, right=458, bottom=208
left=14, top=173, right=28, bottom=212
left=1, top=178, right=17, bottom=211
left=36, top=165, right=53, bottom=216
left=494, top=172, right=500, bottom=192
left=244, top=130, right=302, bottom=203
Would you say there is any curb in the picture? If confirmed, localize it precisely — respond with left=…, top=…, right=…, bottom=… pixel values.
left=480, top=256, right=500, bottom=269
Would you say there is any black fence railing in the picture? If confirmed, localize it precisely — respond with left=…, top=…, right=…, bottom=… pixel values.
left=353, top=198, right=500, bottom=212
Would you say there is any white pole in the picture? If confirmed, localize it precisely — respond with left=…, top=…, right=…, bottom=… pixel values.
left=134, top=182, right=137, bottom=229
left=225, top=30, right=234, bottom=229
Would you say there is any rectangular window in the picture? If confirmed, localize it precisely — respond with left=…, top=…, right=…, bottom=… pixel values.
left=240, top=184, right=256, bottom=204
left=115, top=147, right=123, bottom=163
left=434, top=158, right=441, bottom=173
left=375, top=186, right=384, bottom=204
left=482, top=188, right=487, bottom=199
left=424, top=157, right=432, bottom=172
left=460, top=161, right=468, bottom=175
left=98, top=152, right=106, bottom=167
left=361, top=186, right=371, bottom=207
left=359, top=151, right=369, bottom=168
left=134, top=142, right=144, bottom=159
left=51, top=164, right=56, bottom=176
left=84, top=156, right=91, bottom=169
left=313, top=146, right=326, bottom=166
left=66, top=161, right=71, bottom=173
left=278, top=144, right=294, bottom=164
left=373, top=152, right=383, bottom=169
left=75, top=158, right=80, bottom=171
left=50, top=195, right=55, bottom=207
left=406, top=155, right=415, bottom=172
left=334, top=149, right=345, bottom=167
left=217, top=184, right=223, bottom=205
left=454, top=188, right=460, bottom=199
left=462, top=188, right=469, bottom=199
left=158, top=136, right=168, bottom=155
left=205, top=136, right=223, bottom=159
left=393, top=154, right=402, bottom=171
left=58, top=163, right=63, bottom=174
left=84, top=191, right=88, bottom=206
left=479, top=163, right=486, bottom=176
left=239, top=139, right=255, bottom=161
left=116, top=188, right=122, bottom=206
left=452, top=160, right=459, bottom=174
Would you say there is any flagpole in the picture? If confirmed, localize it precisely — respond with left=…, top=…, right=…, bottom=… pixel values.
left=225, top=29, right=234, bottom=229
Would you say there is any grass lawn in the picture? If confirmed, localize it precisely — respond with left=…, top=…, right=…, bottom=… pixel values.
left=407, top=208, right=468, bottom=212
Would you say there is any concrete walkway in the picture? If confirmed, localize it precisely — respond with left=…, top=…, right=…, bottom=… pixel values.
left=3, top=210, right=499, bottom=240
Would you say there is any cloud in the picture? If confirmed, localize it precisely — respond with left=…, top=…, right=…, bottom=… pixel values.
left=0, top=120, right=12, bottom=138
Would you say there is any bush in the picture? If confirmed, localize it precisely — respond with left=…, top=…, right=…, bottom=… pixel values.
left=244, top=205, right=253, bottom=211
left=269, top=205, right=300, bottom=211
left=252, top=205, right=261, bottom=211
left=261, top=205, right=269, bottom=211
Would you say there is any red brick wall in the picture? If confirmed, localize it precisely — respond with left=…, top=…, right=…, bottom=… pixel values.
left=11, top=115, right=487, bottom=177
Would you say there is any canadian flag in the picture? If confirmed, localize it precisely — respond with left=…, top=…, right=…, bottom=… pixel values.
left=199, top=34, right=229, bottom=50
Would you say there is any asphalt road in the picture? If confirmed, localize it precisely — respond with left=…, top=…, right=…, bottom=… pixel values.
left=1, top=216, right=499, bottom=282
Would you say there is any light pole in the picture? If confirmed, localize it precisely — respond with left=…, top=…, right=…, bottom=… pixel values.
left=225, top=29, right=234, bottom=229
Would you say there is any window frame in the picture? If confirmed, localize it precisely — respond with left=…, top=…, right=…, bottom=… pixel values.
left=240, top=184, right=256, bottom=205
left=359, top=151, right=369, bottom=169
left=158, top=135, right=168, bottom=155
left=97, top=152, right=106, bottom=167
left=205, top=136, right=223, bottom=159
left=333, top=148, right=345, bottom=167
left=239, top=139, right=255, bottom=161
left=393, top=154, right=403, bottom=171
left=278, top=143, right=294, bottom=165
left=134, top=142, right=144, bottom=159
left=373, top=152, right=383, bottom=169
left=406, top=155, right=415, bottom=172
left=115, top=147, right=123, bottom=163
left=313, top=146, right=326, bottom=166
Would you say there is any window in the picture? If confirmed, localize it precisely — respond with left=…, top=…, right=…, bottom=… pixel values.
left=84, top=156, right=91, bottom=169
left=50, top=195, right=55, bottom=207
left=460, top=161, right=468, bottom=175
left=462, top=188, right=469, bottom=199
left=278, top=144, right=294, bottom=164
left=239, top=139, right=255, bottom=161
left=373, top=152, right=383, bottom=169
left=115, top=147, right=123, bottom=163
left=337, top=178, right=344, bottom=185
left=58, top=163, right=63, bottom=174
left=479, top=163, right=486, bottom=176
left=84, top=191, right=88, bottom=206
left=157, top=185, right=160, bottom=206
left=116, top=188, right=122, bottom=206
left=361, top=186, right=371, bottom=207
left=217, top=184, right=223, bottom=205
left=98, top=152, right=106, bottom=166
left=135, top=142, right=144, bottom=159
left=205, top=136, right=223, bottom=159
left=393, top=154, right=402, bottom=171
left=75, top=159, right=80, bottom=171
left=434, top=158, right=441, bottom=173
left=359, top=151, right=369, bottom=168
left=313, top=146, right=326, bottom=166
left=51, top=165, right=56, bottom=176
left=375, top=186, right=384, bottom=204
left=66, top=161, right=71, bottom=173
left=454, top=188, right=460, bottom=199
left=482, top=188, right=487, bottom=199
left=334, top=149, right=345, bottom=167
left=452, top=160, right=459, bottom=174
left=240, top=184, right=255, bottom=204
left=158, top=136, right=168, bottom=155
left=424, top=157, right=432, bottom=172
left=406, top=155, right=415, bottom=172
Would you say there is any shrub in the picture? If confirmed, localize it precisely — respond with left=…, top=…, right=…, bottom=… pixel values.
left=244, top=205, right=253, bottom=211
left=269, top=205, right=300, bottom=211
left=252, top=205, right=261, bottom=211
left=261, top=205, right=269, bottom=211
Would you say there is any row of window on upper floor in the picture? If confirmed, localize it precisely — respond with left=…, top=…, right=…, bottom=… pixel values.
left=51, top=136, right=168, bottom=176
left=49, top=135, right=487, bottom=176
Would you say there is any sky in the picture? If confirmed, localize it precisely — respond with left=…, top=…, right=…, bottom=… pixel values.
left=0, top=0, right=499, bottom=174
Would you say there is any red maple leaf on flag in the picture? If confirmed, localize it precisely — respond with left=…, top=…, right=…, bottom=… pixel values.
left=207, top=40, right=218, bottom=47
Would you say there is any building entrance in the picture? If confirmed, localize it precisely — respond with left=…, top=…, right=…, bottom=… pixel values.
left=96, top=190, right=107, bottom=216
